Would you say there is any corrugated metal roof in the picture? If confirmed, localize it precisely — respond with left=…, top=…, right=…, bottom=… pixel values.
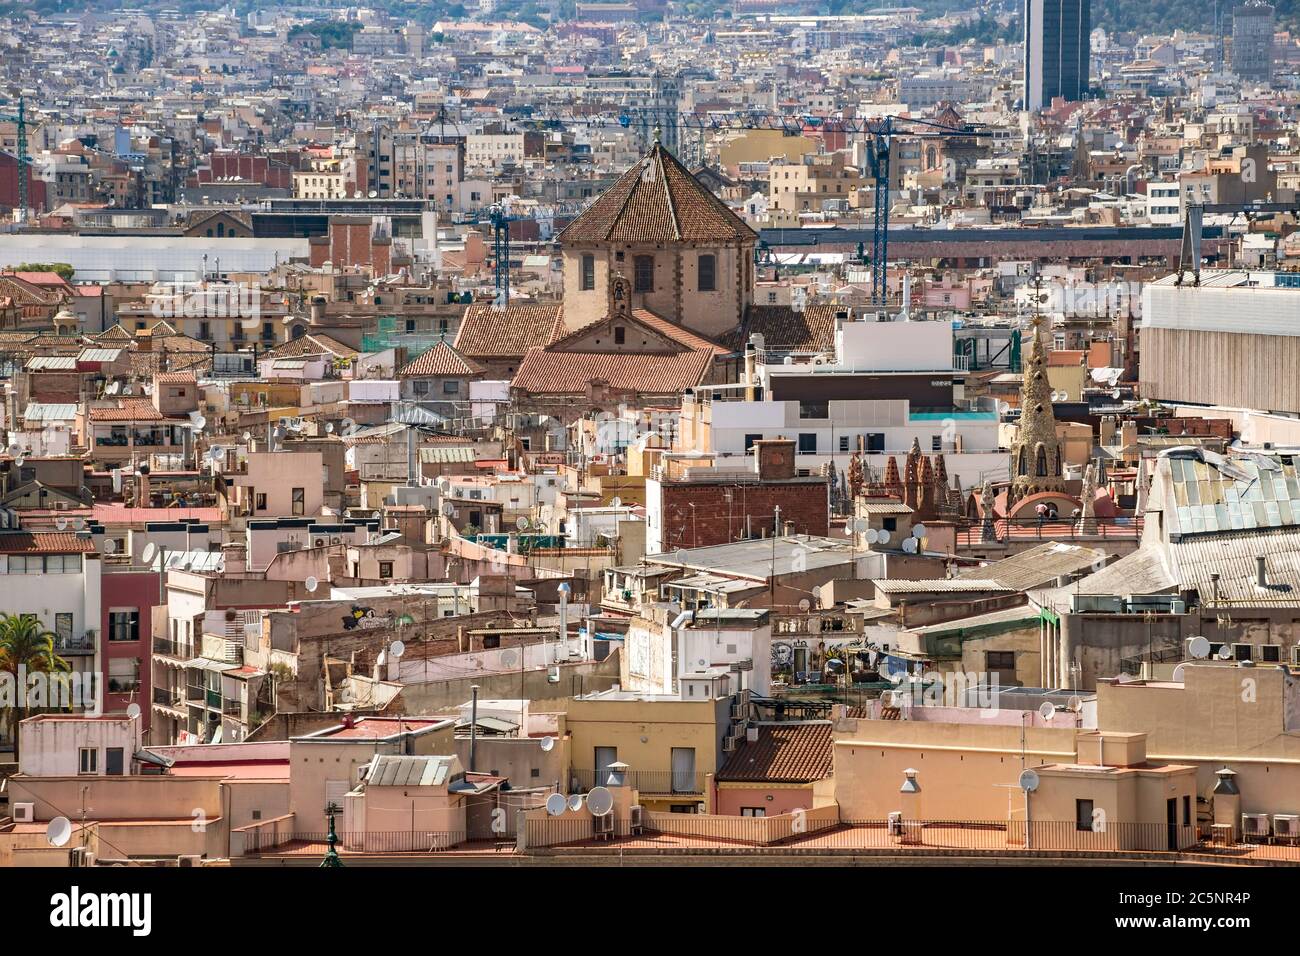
left=872, top=579, right=1013, bottom=594
left=366, top=754, right=458, bottom=787
left=418, top=446, right=476, bottom=463
left=25, top=356, right=76, bottom=371
left=22, top=402, right=78, bottom=421
left=957, top=542, right=1109, bottom=592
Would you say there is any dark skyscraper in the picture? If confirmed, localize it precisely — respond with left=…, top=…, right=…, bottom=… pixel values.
left=1232, top=2, right=1275, bottom=84
left=1024, top=0, right=1091, bottom=111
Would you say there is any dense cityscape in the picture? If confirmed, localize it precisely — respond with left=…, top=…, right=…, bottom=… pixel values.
left=0, top=0, right=1292, bottom=911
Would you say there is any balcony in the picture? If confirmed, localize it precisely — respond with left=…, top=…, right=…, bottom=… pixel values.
left=569, top=769, right=705, bottom=796
left=206, top=689, right=222, bottom=710
left=153, top=687, right=183, bottom=708
left=153, top=638, right=188, bottom=659
left=222, top=698, right=242, bottom=717
left=53, top=634, right=94, bottom=655
left=185, top=684, right=205, bottom=704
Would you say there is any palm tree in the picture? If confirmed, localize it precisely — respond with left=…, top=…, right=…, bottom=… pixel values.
left=0, top=613, right=71, bottom=764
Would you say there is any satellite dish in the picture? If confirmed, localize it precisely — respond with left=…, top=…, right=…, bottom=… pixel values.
left=441, top=502, right=455, bottom=516
left=798, top=598, right=811, bottom=611
left=54, top=516, right=67, bottom=531
left=1111, top=388, right=1122, bottom=400
left=13, top=455, right=23, bottom=467
left=1067, top=695, right=1083, bottom=712
left=74, top=518, right=85, bottom=530
left=1217, top=644, right=1233, bottom=660
left=242, top=431, right=252, bottom=442
left=190, top=415, right=207, bottom=431
left=325, top=422, right=335, bottom=433
left=126, top=702, right=141, bottom=720
left=540, top=736, right=556, bottom=752
left=877, top=531, right=891, bottom=545
left=853, top=517, right=869, bottom=533
left=912, top=524, right=927, bottom=539
left=46, top=817, right=72, bottom=847
left=586, top=786, right=614, bottom=816
left=865, top=528, right=879, bottom=544
left=545, top=793, right=566, bottom=816
left=1171, top=662, right=1187, bottom=683
left=1038, top=701, right=1057, bottom=721
left=1188, top=635, right=1210, bottom=660
left=500, top=649, right=518, bottom=667
left=998, top=401, right=1011, bottom=414
left=6, top=443, right=19, bottom=457
left=389, top=640, right=405, bottom=658
left=305, top=576, right=319, bottom=593
left=844, top=524, right=855, bottom=537
left=567, top=793, right=584, bottom=812
left=611, top=496, right=622, bottom=509
left=674, top=549, right=687, bottom=563
left=141, top=542, right=157, bottom=564
left=902, top=538, right=917, bottom=554
left=515, top=516, right=529, bottom=530
left=208, top=446, right=224, bottom=462
left=102, top=539, right=117, bottom=555
left=1018, top=769, right=1040, bottom=793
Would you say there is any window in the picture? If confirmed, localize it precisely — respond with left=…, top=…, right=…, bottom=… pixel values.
left=614, top=326, right=625, bottom=345
left=1261, top=644, right=1281, bottom=663
left=255, top=493, right=267, bottom=511
left=413, top=380, right=430, bottom=396
left=932, top=435, right=943, bottom=452
left=79, top=748, right=98, bottom=774
left=292, top=488, right=305, bottom=516
left=378, top=561, right=393, bottom=579
left=633, top=255, right=654, bottom=292
left=482, top=635, right=501, bottom=649
left=799, top=400, right=828, bottom=419
left=54, top=613, right=73, bottom=645
left=883, top=517, right=897, bottom=532
left=671, top=747, right=696, bottom=793
left=839, top=436, right=850, bottom=453
left=744, top=434, right=762, bottom=451
left=1182, top=795, right=1191, bottom=826
left=105, top=748, right=124, bottom=776
left=866, top=433, right=885, bottom=452
left=698, top=253, right=716, bottom=291
left=442, top=379, right=460, bottom=395
left=109, top=609, right=140, bottom=642
left=580, top=254, right=595, bottom=291
left=108, top=658, right=140, bottom=694
left=1076, top=799, right=1095, bottom=832
left=798, top=433, right=816, bottom=453
left=986, top=651, right=1015, bottom=671
left=741, top=807, right=767, bottom=817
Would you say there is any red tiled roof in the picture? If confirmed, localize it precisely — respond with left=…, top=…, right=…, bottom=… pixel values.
left=454, top=303, right=566, bottom=359
left=511, top=345, right=713, bottom=396
left=155, top=371, right=197, bottom=383
left=725, top=303, right=843, bottom=353
left=717, top=722, right=833, bottom=783
left=397, top=339, right=485, bottom=378
left=87, top=398, right=168, bottom=422
left=0, top=532, right=96, bottom=554
left=557, top=142, right=757, bottom=244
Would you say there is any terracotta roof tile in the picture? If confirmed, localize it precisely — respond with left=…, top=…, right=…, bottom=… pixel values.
left=453, top=302, right=566, bottom=360
left=725, top=303, right=844, bottom=353
left=717, top=722, right=833, bottom=783
left=87, top=398, right=169, bottom=422
left=511, top=345, right=713, bottom=396
left=0, top=532, right=96, bottom=554
left=557, top=143, right=757, bottom=244
left=397, top=339, right=485, bottom=378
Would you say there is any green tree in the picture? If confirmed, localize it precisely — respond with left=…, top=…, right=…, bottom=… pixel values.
left=7, top=262, right=74, bottom=281
left=0, top=613, right=71, bottom=764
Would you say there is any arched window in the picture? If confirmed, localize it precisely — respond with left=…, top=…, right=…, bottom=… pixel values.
left=926, top=146, right=937, bottom=169
left=1017, top=447, right=1026, bottom=475
left=1035, top=446, right=1048, bottom=477
left=1054, top=449, right=1062, bottom=476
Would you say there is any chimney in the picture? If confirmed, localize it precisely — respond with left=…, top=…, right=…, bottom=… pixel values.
left=1257, top=555, right=1267, bottom=588
left=753, top=438, right=796, bottom=481
left=222, top=541, right=247, bottom=575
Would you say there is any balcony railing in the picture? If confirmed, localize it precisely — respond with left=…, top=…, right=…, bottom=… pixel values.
left=569, top=768, right=706, bottom=795
left=153, top=687, right=183, bottom=708
left=153, top=638, right=188, bottom=659
left=222, top=698, right=242, bottom=716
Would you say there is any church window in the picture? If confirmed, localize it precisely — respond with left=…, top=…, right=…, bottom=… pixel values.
left=1035, top=447, right=1048, bottom=477
left=580, top=254, right=595, bottom=291
left=698, top=254, right=716, bottom=292
left=634, top=255, right=654, bottom=292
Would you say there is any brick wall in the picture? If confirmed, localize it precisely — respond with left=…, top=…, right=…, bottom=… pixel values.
left=658, top=479, right=829, bottom=551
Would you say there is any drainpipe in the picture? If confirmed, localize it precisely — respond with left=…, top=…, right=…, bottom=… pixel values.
left=469, top=684, right=479, bottom=773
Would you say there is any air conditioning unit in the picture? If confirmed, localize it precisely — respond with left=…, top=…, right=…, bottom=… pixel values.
left=593, top=813, right=614, bottom=836
left=69, top=847, right=94, bottom=867
left=629, top=805, right=644, bottom=835
left=1291, top=645, right=1300, bottom=666
left=887, top=810, right=904, bottom=835
left=730, top=703, right=745, bottom=719
left=11, top=802, right=34, bottom=823
left=1273, top=814, right=1300, bottom=839
left=746, top=725, right=759, bottom=743
left=722, top=735, right=737, bottom=752
left=177, top=854, right=202, bottom=867
left=313, top=537, right=326, bottom=547
left=1242, top=813, right=1271, bottom=840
